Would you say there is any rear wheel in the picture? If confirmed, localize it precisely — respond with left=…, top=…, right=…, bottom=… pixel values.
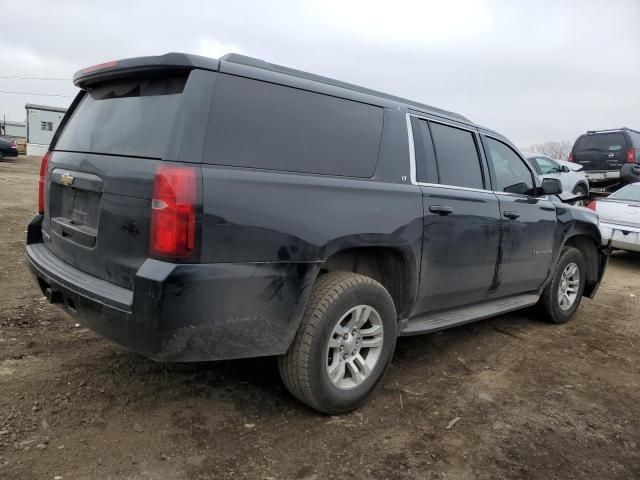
left=0, top=151, right=4, bottom=161
left=278, top=271, right=397, bottom=414
left=539, top=246, right=586, bottom=324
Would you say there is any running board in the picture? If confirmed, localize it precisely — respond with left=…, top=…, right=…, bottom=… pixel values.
left=400, top=294, right=539, bottom=336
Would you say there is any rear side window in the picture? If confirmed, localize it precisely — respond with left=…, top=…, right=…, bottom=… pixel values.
left=485, top=137, right=535, bottom=195
left=430, top=122, right=484, bottom=189
left=629, top=131, right=640, bottom=149
left=574, top=133, right=626, bottom=152
left=56, top=74, right=187, bottom=158
left=204, top=75, right=383, bottom=177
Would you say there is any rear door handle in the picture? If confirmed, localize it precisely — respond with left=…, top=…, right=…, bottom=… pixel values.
left=429, top=205, right=454, bottom=216
left=503, top=211, right=521, bottom=220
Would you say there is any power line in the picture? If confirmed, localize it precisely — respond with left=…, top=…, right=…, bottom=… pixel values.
left=0, top=75, right=71, bottom=81
left=0, top=90, right=74, bottom=98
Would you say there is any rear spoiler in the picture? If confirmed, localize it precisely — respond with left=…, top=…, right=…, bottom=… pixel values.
left=73, top=52, right=219, bottom=88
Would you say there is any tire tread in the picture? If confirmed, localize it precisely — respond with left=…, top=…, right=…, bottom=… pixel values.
left=278, top=271, right=387, bottom=411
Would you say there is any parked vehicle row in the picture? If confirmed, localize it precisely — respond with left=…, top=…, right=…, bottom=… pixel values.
left=26, top=53, right=609, bottom=414
left=588, top=183, right=640, bottom=253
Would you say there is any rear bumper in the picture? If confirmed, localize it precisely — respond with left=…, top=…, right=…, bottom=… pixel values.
left=584, top=170, right=620, bottom=181
left=1, top=148, right=19, bottom=158
left=26, top=216, right=318, bottom=362
left=600, top=221, right=640, bottom=253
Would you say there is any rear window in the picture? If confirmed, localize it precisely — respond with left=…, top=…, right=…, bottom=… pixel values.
left=574, top=133, right=626, bottom=152
left=204, top=74, right=383, bottom=177
left=609, top=184, right=640, bottom=202
left=55, top=74, right=187, bottom=158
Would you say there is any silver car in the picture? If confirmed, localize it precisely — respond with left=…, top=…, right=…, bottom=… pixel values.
left=589, top=183, right=640, bottom=253
left=527, top=155, right=590, bottom=200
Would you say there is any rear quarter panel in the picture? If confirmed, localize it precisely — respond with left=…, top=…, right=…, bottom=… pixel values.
left=200, top=106, right=423, bottom=311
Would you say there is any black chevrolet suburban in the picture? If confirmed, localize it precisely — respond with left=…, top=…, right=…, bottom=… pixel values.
left=26, top=53, right=609, bottom=414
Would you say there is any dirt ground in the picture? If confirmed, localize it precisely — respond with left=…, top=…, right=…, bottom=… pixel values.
left=0, top=156, right=639, bottom=480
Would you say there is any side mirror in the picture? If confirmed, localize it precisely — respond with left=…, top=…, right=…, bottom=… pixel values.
left=541, top=177, right=562, bottom=195
left=561, top=166, right=570, bottom=173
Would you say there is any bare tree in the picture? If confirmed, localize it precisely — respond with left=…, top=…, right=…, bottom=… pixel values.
left=526, top=140, right=573, bottom=161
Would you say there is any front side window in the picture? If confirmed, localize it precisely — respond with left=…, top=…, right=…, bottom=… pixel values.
left=485, top=137, right=535, bottom=195
left=534, top=157, right=560, bottom=174
left=430, top=122, right=484, bottom=189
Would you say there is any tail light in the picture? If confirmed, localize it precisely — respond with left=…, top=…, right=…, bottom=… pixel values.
left=150, top=165, right=197, bottom=260
left=82, top=60, right=118, bottom=74
left=38, top=151, right=51, bottom=214
left=586, top=200, right=597, bottom=211
left=568, top=153, right=574, bottom=162
left=627, top=148, right=636, bottom=163
left=10, top=140, right=16, bottom=149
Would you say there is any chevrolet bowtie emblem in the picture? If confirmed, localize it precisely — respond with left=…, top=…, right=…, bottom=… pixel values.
left=60, top=172, right=74, bottom=187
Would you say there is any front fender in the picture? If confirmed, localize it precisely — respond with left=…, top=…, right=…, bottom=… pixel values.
left=538, top=202, right=608, bottom=298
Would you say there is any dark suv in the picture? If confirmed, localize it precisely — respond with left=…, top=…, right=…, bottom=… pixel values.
left=569, top=127, right=640, bottom=193
left=26, top=53, right=609, bottom=414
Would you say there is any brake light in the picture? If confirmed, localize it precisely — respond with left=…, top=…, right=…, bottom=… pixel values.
left=586, top=200, right=597, bottom=211
left=82, top=60, right=118, bottom=74
left=38, top=151, right=51, bottom=214
left=568, top=152, right=574, bottom=162
left=150, top=165, right=197, bottom=259
left=10, top=140, right=16, bottom=149
left=627, top=148, right=636, bottom=163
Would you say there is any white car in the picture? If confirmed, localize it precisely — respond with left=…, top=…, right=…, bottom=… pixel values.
left=588, top=183, right=640, bottom=253
left=526, top=155, right=590, bottom=200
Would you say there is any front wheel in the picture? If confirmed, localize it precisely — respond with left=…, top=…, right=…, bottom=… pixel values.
left=538, top=246, right=586, bottom=324
left=278, top=271, right=397, bottom=414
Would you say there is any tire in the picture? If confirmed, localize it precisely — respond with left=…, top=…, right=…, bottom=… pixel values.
left=538, top=246, right=586, bottom=324
left=278, top=271, right=397, bottom=414
left=0, top=151, right=4, bottom=161
left=572, top=184, right=588, bottom=206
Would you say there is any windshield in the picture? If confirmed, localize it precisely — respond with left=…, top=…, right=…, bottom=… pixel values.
left=609, top=184, right=640, bottom=202
left=55, top=74, right=187, bottom=159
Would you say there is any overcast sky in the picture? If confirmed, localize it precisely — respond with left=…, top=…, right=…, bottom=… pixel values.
left=0, top=0, right=638, bottom=147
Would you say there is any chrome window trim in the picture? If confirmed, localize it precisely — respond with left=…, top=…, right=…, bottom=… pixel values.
left=409, top=112, right=478, bottom=133
left=405, top=113, right=417, bottom=185
left=406, top=112, right=550, bottom=199
left=414, top=181, right=494, bottom=194
left=406, top=112, right=490, bottom=194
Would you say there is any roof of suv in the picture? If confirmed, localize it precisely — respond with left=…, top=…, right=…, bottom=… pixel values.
left=74, top=52, right=472, bottom=125
left=584, top=127, right=640, bottom=135
left=220, top=54, right=471, bottom=123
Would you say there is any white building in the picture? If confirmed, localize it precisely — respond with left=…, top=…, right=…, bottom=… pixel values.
left=0, top=120, right=27, bottom=138
left=26, top=104, right=67, bottom=156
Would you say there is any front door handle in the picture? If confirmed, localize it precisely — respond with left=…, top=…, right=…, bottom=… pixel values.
left=429, top=205, right=454, bottom=216
left=503, top=210, right=521, bottom=220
